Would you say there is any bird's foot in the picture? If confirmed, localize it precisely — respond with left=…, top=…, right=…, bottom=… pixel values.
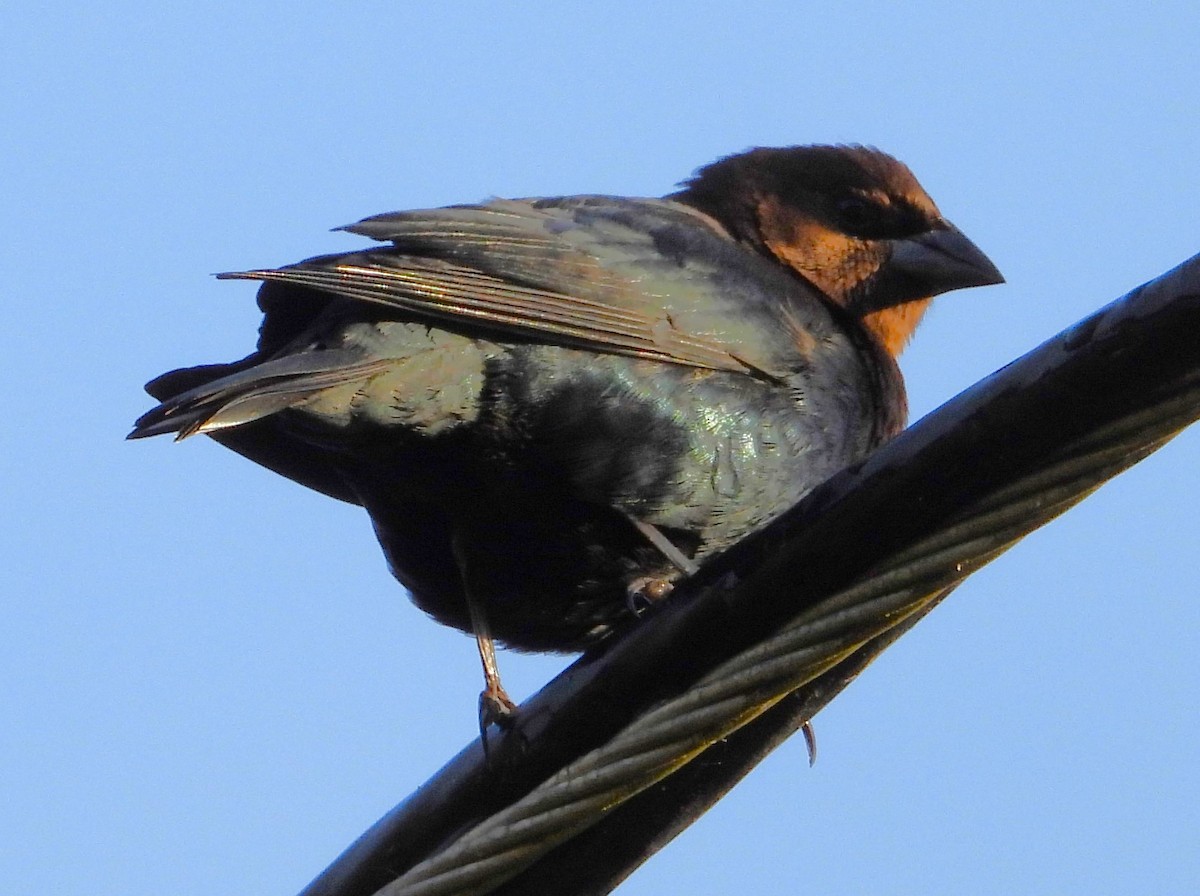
left=625, top=575, right=676, bottom=615
left=478, top=682, right=518, bottom=758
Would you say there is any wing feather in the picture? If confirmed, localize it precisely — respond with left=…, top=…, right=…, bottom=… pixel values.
left=220, top=198, right=778, bottom=378
left=220, top=258, right=760, bottom=374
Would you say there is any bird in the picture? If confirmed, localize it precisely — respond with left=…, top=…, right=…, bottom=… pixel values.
left=130, top=144, right=1003, bottom=733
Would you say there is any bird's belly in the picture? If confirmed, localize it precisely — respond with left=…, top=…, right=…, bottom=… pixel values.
left=343, top=350, right=884, bottom=653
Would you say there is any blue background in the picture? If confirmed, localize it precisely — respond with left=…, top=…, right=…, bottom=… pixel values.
left=5, top=3, right=1198, bottom=894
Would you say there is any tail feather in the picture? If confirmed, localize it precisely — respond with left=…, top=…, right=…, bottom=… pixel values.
left=128, top=350, right=389, bottom=441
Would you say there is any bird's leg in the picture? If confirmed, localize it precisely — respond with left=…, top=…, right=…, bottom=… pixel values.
left=451, top=532, right=517, bottom=748
left=622, top=513, right=699, bottom=614
left=468, top=596, right=518, bottom=737
left=625, top=515, right=700, bottom=576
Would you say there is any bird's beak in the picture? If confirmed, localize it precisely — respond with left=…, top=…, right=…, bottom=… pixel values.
left=887, top=223, right=1005, bottom=300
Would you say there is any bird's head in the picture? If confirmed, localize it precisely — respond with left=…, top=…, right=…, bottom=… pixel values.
left=675, top=145, right=1004, bottom=357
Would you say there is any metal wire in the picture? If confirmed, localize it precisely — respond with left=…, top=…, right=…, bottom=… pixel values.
left=374, top=378, right=1200, bottom=896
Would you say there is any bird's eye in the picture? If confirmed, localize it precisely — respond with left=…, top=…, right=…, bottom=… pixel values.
left=835, top=197, right=876, bottom=231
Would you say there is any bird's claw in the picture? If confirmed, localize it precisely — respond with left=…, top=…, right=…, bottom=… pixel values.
left=625, top=575, right=675, bottom=615
left=478, top=684, right=518, bottom=758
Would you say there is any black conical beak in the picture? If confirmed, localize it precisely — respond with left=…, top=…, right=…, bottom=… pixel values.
left=887, top=222, right=1005, bottom=300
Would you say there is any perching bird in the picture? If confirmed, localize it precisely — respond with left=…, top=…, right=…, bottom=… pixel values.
left=130, top=145, right=1003, bottom=729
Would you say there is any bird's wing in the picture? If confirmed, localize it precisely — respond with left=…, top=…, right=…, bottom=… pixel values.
left=219, top=197, right=783, bottom=378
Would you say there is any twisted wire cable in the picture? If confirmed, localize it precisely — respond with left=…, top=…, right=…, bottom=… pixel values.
left=376, top=288, right=1200, bottom=896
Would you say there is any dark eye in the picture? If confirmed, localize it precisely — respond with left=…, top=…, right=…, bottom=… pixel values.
left=836, top=197, right=876, bottom=231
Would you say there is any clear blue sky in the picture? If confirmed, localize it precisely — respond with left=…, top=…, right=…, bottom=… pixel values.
left=5, top=4, right=1198, bottom=894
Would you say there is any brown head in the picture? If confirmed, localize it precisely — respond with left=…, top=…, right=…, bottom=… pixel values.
left=674, top=145, right=1003, bottom=357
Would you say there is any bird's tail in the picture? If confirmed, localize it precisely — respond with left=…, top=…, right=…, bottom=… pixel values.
left=128, top=350, right=386, bottom=441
